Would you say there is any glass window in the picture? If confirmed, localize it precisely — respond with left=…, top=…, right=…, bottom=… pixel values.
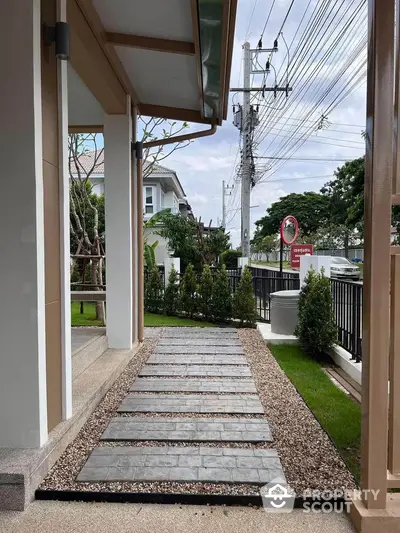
left=145, top=187, right=153, bottom=205
left=145, top=205, right=154, bottom=214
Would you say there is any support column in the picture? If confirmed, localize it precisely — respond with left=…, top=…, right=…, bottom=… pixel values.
left=104, top=99, right=133, bottom=349
left=131, top=106, right=138, bottom=343
left=0, top=0, right=48, bottom=447
left=136, top=142, right=144, bottom=343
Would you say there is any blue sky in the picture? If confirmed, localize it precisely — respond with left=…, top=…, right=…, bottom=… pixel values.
left=90, top=1, right=366, bottom=249
left=163, top=0, right=367, bottom=247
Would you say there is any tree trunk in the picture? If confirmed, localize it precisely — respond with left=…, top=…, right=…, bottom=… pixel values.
left=344, top=231, right=349, bottom=258
left=91, top=259, right=106, bottom=324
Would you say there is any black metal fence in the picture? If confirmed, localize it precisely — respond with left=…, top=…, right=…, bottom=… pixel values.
left=331, top=279, right=363, bottom=362
left=247, top=266, right=363, bottom=361
left=252, top=276, right=300, bottom=322
left=145, top=264, right=364, bottom=362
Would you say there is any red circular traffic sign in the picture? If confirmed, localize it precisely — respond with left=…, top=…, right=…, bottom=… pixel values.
left=280, top=215, right=299, bottom=245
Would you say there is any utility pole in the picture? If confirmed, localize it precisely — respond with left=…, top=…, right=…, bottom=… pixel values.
left=222, top=180, right=227, bottom=229
left=221, top=180, right=233, bottom=228
left=231, top=40, right=292, bottom=257
left=241, top=41, right=251, bottom=258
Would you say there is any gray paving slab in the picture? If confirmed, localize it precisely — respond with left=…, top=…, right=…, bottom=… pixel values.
left=147, top=354, right=249, bottom=365
left=77, top=446, right=284, bottom=485
left=158, top=339, right=241, bottom=347
left=118, top=394, right=264, bottom=414
left=130, top=379, right=257, bottom=393
left=161, top=331, right=239, bottom=339
left=164, top=327, right=238, bottom=333
left=155, top=346, right=245, bottom=355
left=101, top=418, right=272, bottom=442
left=139, top=365, right=252, bottom=377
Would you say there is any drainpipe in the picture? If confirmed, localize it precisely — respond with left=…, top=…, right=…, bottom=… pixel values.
left=135, top=122, right=217, bottom=343
left=134, top=140, right=145, bottom=343
left=143, top=123, right=217, bottom=149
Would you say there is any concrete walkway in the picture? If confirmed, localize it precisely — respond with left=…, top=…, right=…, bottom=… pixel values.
left=0, top=501, right=356, bottom=533
left=77, top=327, right=286, bottom=487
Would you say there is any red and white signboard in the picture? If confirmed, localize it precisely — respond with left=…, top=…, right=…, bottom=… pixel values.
left=290, top=244, right=313, bottom=268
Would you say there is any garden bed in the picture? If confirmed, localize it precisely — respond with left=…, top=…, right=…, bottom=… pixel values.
left=238, top=330, right=358, bottom=494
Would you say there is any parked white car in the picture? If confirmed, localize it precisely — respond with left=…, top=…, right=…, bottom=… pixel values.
left=330, top=257, right=361, bottom=281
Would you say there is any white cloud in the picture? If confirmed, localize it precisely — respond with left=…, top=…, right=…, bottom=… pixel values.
left=159, top=0, right=367, bottom=249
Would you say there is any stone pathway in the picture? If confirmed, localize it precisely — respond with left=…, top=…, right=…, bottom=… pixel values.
left=118, top=394, right=264, bottom=414
left=77, top=327, right=286, bottom=488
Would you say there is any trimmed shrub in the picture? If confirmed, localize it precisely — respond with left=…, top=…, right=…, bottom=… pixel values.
left=164, top=266, right=180, bottom=316
left=233, top=266, right=257, bottom=325
left=211, top=264, right=232, bottom=322
left=180, top=263, right=198, bottom=318
left=221, top=249, right=242, bottom=269
left=145, top=265, right=164, bottom=313
left=295, top=268, right=337, bottom=359
left=198, top=264, right=214, bottom=320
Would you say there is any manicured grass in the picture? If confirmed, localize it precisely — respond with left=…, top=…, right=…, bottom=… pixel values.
left=269, top=343, right=361, bottom=482
left=71, top=303, right=215, bottom=328
left=251, top=259, right=292, bottom=269
left=144, top=312, right=215, bottom=327
left=71, top=302, right=103, bottom=326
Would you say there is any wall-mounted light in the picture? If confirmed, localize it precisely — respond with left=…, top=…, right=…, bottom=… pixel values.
left=43, top=22, right=70, bottom=61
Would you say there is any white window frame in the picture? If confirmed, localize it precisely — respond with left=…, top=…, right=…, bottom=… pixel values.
left=144, top=185, right=155, bottom=215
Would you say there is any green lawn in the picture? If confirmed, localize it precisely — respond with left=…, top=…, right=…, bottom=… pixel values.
left=144, top=312, right=215, bottom=327
left=71, top=303, right=215, bottom=328
left=71, top=302, right=103, bottom=326
left=251, top=259, right=292, bottom=269
left=269, top=343, right=361, bottom=482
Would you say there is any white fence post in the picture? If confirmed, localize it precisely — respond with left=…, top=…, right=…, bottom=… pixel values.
left=164, top=257, right=180, bottom=287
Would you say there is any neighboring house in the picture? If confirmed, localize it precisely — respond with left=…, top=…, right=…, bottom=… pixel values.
left=71, top=152, right=193, bottom=264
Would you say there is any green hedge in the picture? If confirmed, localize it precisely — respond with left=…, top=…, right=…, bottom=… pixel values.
left=221, top=249, right=242, bottom=269
left=144, top=263, right=256, bottom=325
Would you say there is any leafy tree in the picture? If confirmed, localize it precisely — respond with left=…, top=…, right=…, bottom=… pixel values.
left=254, top=192, right=330, bottom=238
left=158, top=213, right=230, bottom=270
left=145, top=265, right=164, bottom=313
left=211, top=265, right=232, bottom=322
left=320, top=157, right=364, bottom=254
left=198, top=265, right=214, bottom=320
left=295, top=268, right=337, bottom=359
left=164, top=266, right=180, bottom=316
left=180, top=264, right=198, bottom=318
left=233, top=266, right=257, bottom=325
left=144, top=241, right=158, bottom=269
left=221, top=249, right=242, bottom=268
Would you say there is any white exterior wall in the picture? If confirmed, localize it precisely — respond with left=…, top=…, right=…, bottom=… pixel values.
left=58, top=0, right=72, bottom=420
left=104, top=102, right=133, bottom=349
left=0, top=0, right=48, bottom=447
left=144, top=228, right=170, bottom=265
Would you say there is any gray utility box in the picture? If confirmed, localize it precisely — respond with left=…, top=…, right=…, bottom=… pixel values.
left=270, top=290, right=301, bottom=335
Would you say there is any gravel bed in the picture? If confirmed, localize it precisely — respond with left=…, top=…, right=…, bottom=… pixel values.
left=122, top=391, right=258, bottom=396
left=238, top=329, right=357, bottom=494
left=40, top=327, right=356, bottom=498
left=40, top=339, right=156, bottom=491
left=40, top=480, right=261, bottom=496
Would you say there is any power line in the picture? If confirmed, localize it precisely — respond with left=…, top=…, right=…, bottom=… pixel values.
left=255, top=156, right=355, bottom=161
left=245, top=0, right=258, bottom=41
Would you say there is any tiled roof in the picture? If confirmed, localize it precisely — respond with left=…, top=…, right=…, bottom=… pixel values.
left=70, top=151, right=175, bottom=177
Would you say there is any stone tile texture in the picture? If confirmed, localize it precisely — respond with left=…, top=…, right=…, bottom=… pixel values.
left=155, top=346, right=245, bottom=355
left=77, top=446, right=284, bottom=485
left=118, top=394, right=264, bottom=414
left=139, top=365, right=251, bottom=377
left=147, top=354, right=249, bottom=365
left=101, top=418, right=272, bottom=442
left=130, top=379, right=257, bottom=393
